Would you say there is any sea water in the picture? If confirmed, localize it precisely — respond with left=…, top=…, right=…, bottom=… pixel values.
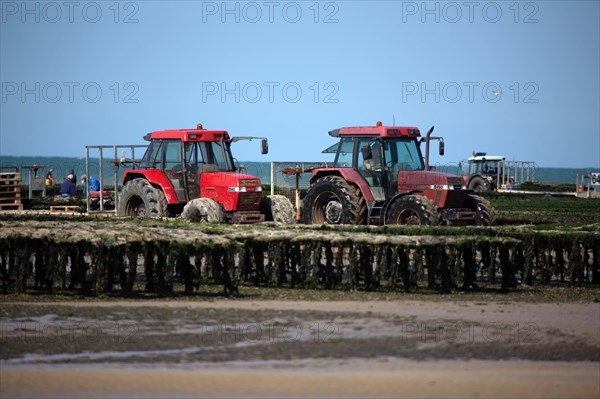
left=0, top=156, right=596, bottom=187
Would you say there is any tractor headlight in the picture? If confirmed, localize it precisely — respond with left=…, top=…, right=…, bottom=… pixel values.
left=228, top=186, right=247, bottom=192
left=256, top=186, right=262, bottom=192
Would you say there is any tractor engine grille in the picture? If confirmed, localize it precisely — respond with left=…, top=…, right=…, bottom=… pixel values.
left=444, top=176, right=469, bottom=208
left=447, top=176, right=466, bottom=189
left=237, top=192, right=261, bottom=211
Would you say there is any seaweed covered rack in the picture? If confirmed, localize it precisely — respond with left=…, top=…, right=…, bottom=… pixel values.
left=0, top=214, right=598, bottom=296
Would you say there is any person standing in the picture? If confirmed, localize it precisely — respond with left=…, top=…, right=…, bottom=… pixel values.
left=45, top=168, right=55, bottom=186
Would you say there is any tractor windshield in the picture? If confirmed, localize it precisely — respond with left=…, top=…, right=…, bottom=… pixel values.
left=383, top=138, right=425, bottom=171
left=197, top=141, right=235, bottom=172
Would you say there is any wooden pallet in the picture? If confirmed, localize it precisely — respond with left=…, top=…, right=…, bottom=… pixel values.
left=50, top=205, right=83, bottom=213
left=0, top=203, right=23, bottom=211
left=0, top=197, right=22, bottom=205
left=0, top=172, right=23, bottom=211
left=0, top=172, right=22, bottom=184
left=0, top=185, right=20, bottom=194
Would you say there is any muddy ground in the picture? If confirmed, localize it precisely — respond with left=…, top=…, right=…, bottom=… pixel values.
left=1, top=299, right=599, bottom=398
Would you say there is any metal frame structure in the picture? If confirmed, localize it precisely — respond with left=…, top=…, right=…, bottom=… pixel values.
left=500, top=160, right=536, bottom=188
left=85, top=145, right=147, bottom=213
left=270, top=161, right=330, bottom=221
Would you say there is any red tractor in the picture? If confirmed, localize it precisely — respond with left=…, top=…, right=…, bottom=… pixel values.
left=302, top=122, right=496, bottom=226
left=117, top=124, right=295, bottom=223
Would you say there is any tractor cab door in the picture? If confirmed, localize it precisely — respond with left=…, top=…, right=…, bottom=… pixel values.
left=382, top=138, right=425, bottom=199
left=163, top=140, right=187, bottom=202
left=356, top=138, right=385, bottom=201
left=184, top=142, right=200, bottom=200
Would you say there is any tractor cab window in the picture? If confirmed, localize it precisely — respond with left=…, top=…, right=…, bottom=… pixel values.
left=334, top=138, right=354, bottom=167
left=199, top=141, right=234, bottom=172
left=185, top=142, right=198, bottom=166
left=384, top=138, right=425, bottom=172
left=164, top=140, right=183, bottom=171
left=485, top=162, right=498, bottom=175
left=140, top=140, right=162, bottom=169
left=357, top=139, right=382, bottom=172
left=470, top=162, right=488, bottom=175
left=357, top=138, right=384, bottom=197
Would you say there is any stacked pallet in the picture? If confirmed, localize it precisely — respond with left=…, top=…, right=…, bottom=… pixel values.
left=0, top=172, right=23, bottom=211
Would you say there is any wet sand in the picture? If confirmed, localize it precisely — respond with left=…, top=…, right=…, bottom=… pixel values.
left=1, top=299, right=599, bottom=398
left=3, top=360, right=599, bottom=399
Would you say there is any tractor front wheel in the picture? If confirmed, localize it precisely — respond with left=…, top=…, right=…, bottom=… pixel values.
left=385, top=195, right=439, bottom=226
left=468, top=176, right=490, bottom=192
left=302, top=176, right=366, bottom=225
left=261, top=195, right=296, bottom=223
left=181, top=198, right=226, bottom=223
left=118, top=178, right=169, bottom=218
left=465, top=194, right=496, bottom=226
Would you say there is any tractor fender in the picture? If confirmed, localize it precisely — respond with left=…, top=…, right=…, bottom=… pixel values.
left=310, top=168, right=375, bottom=202
left=468, top=174, right=482, bottom=182
left=123, top=170, right=179, bottom=204
left=382, top=190, right=422, bottom=221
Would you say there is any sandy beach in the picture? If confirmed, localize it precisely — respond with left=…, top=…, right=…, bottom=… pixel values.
left=1, top=299, right=599, bottom=398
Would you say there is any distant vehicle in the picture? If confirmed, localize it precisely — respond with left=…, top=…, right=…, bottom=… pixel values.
left=460, top=152, right=510, bottom=192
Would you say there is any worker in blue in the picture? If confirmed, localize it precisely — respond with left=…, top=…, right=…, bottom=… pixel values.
left=59, top=174, right=77, bottom=197
left=81, top=175, right=100, bottom=195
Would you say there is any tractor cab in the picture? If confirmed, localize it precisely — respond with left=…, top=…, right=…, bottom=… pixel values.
left=323, top=123, right=442, bottom=202
left=138, top=128, right=240, bottom=202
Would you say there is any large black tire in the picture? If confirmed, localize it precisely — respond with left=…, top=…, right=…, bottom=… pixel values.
left=118, top=178, right=169, bottom=218
left=260, top=195, right=296, bottom=224
left=465, top=194, right=496, bottom=226
left=385, top=195, right=439, bottom=226
left=302, top=176, right=367, bottom=225
left=468, top=176, right=490, bottom=192
left=181, top=198, right=226, bottom=223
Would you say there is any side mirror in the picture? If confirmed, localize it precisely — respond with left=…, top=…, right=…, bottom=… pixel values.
left=261, top=139, right=269, bottom=154
left=361, top=145, right=373, bottom=160
left=439, top=141, right=445, bottom=156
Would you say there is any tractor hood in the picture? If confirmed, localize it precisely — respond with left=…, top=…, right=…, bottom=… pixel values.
left=200, top=172, right=262, bottom=188
left=398, top=171, right=467, bottom=190
left=199, top=172, right=263, bottom=212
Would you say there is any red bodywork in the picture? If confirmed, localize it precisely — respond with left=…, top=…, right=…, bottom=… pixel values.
left=123, top=169, right=179, bottom=203
left=199, top=172, right=262, bottom=212
left=334, top=126, right=421, bottom=138
left=122, top=126, right=264, bottom=219
left=396, top=171, right=468, bottom=208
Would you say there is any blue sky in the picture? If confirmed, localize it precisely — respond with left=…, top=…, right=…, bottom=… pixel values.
left=1, top=0, right=599, bottom=168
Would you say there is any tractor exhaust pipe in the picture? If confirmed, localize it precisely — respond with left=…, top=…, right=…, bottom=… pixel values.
left=424, top=126, right=434, bottom=171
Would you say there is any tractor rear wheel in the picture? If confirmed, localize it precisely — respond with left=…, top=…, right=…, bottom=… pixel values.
left=118, top=178, right=169, bottom=218
left=465, top=194, right=496, bottom=226
left=468, top=176, right=490, bottom=192
left=261, top=195, right=296, bottom=223
left=181, top=198, right=226, bottom=223
left=302, top=176, right=366, bottom=225
left=385, top=195, right=439, bottom=226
